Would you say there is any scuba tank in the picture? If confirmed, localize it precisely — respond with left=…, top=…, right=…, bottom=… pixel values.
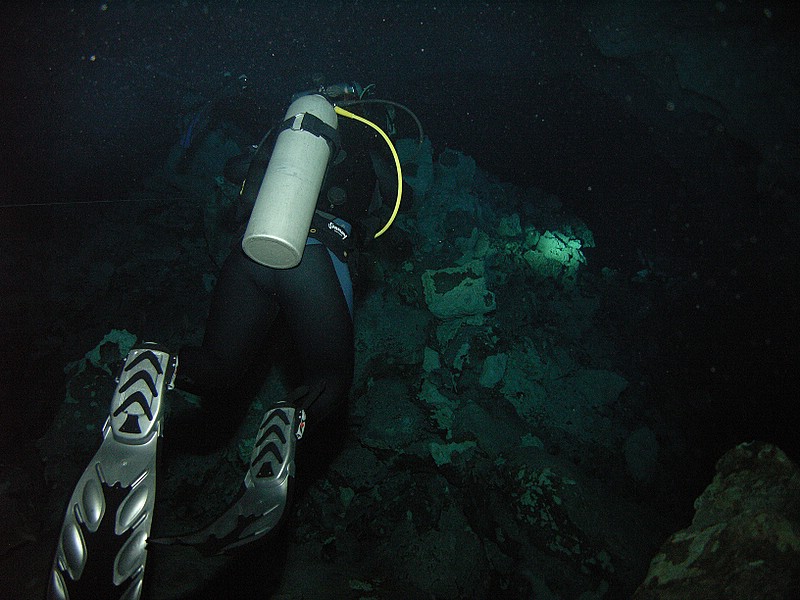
left=242, top=94, right=338, bottom=269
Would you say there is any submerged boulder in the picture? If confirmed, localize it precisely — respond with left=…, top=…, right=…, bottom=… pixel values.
left=421, top=260, right=496, bottom=320
left=634, top=441, right=800, bottom=599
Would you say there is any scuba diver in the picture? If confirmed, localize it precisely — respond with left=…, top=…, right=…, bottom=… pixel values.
left=47, top=79, right=421, bottom=599
left=176, top=71, right=269, bottom=173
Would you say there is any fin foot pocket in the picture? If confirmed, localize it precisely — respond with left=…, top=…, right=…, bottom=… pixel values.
left=150, top=399, right=307, bottom=555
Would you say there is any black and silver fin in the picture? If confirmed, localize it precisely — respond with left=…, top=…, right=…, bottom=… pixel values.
left=48, top=344, right=176, bottom=600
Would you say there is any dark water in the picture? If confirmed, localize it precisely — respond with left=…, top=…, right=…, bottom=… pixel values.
left=1, top=1, right=798, bottom=598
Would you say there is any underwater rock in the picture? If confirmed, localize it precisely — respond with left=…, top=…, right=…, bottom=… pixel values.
left=522, top=229, right=587, bottom=285
left=479, top=352, right=508, bottom=388
left=497, top=213, right=523, bottom=238
left=501, top=356, right=629, bottom=452
left=634, top=441, right=800, bottom=599
left=421, top=260, right=496, bottom=320
left=354, top=289, right=430, bottom=382
left=67, top=328, right=137, bottom=375
left=435, top=149, right=477, bottom=192
left=330, top=444, right=388, bottom=491
left=429, top=440, right=477, bottom=467
left=419, top=379, right=459, bottom=438
left=396, top=136, right=434, bottom=200
left=409, top=148, right=484, bottom=253
left=359, top=379, right=428, bottom=451
left=382, top=503, right=489, bottom=599
left=422, top=346, right=442, bottom=373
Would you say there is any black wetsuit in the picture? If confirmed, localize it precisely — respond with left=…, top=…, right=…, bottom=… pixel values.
left=175, top=103, right=395, bottom=439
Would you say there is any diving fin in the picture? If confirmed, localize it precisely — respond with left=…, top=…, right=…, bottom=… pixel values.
left=48, top=343, right=177, bottom=600
left=150, top=384, right=320, bottom=555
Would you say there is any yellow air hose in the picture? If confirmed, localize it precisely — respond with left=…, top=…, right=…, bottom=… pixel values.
left=334, top=105, right=403, bottom=239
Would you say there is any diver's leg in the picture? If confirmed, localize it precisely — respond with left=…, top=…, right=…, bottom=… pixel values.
left=173, top=247, right=279, bottom=450
left=151, top=245, right=354, bottom=553
left=177, top=247, right=279, bottom=393
left=276, top=243, right=355, bottom=427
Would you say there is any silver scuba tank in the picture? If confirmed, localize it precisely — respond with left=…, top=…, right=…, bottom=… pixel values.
left=242, top=94, right=337, bottom=268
